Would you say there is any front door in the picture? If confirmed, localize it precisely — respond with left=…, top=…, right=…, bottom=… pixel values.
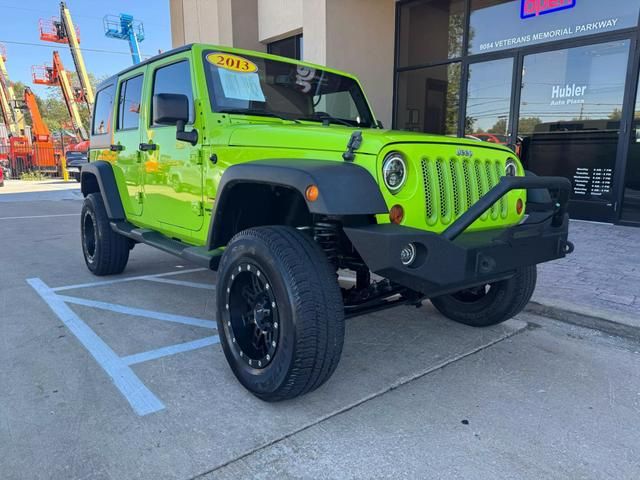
left=620, top=83, right=640, bottom=223
left=516, top=40, right=631, bottom=222
left=112, top=69, right=145, bottom=217
left=142, top=57, right=204, bottom=233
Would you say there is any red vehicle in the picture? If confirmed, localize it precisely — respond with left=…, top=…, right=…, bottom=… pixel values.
left=0, top=162, right=4, bottom=187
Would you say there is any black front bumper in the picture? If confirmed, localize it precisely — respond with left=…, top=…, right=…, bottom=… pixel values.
left=344, top=176, right=573, bottom=298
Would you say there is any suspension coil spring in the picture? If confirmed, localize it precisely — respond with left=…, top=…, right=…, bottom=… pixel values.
left=313, top=221, right=340, bottom=265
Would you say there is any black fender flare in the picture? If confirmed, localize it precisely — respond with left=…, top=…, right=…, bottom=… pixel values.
left=80, top=161, right=126, bottom=221
left=208, top=159, right=388, bottom=248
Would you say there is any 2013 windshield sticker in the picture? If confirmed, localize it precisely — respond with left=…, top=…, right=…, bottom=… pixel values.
left=521, top=0, right=576, bottom=19
left=207, top=53, right=258, bottom=73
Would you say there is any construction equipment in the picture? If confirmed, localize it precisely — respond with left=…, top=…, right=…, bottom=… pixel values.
left=22, top=87, right=56, bottom=171
left=104, top=13, right=145, bottom=64
left=39, top=1, right=94, bottom=111
left=33, top=51, right=89, bottom=141
left=0, top=44, right=32, bottom=176
left=0, top=45, right=26, bottom=136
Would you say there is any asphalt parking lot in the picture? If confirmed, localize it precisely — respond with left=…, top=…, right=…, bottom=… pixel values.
left=2, top=183, right=640, bottom=480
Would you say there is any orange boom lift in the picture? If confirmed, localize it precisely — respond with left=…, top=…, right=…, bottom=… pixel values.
left=0, top=44, right=32, bottom=175
left=22, top=87, right=56, bottom=170
left=39, top=1, right=93, bottom=111
left=32, top=51, right=89, bottom=141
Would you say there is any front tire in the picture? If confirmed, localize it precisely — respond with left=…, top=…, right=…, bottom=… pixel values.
left=81, top=193, right=130, bottom=276
left=216, top=226, right=345, bottom=401
left=430, top=265, right=537, bottom=327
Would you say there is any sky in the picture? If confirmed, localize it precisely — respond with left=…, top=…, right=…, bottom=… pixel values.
left=0, top=0, right=172, bottom=97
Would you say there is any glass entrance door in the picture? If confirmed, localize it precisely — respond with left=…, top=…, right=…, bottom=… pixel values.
left=517, top=40, right=631, bottom=222
left=620, top=87, right=640, bottom=223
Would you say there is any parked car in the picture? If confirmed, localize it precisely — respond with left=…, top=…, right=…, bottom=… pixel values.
left=80, top=44, right=573, bottom=401
left=0, top=162, right=4, bottom=187
left=65, top=150, right=88, bottom=182
left=0, top=159, right=11, bottom=181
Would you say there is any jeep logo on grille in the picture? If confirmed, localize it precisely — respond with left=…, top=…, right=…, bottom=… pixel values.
left=456, top=149, right=473, bottom=157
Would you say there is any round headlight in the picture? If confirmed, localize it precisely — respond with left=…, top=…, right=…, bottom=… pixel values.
left=382, top=153, right=407, bottom=193
left=505, top=158, right=518, bottom=177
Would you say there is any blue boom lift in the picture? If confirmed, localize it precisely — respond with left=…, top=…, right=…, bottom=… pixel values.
left=103, top=14, right=145, bottom=65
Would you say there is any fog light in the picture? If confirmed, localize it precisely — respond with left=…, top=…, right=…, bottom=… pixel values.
left=400, top=243, right=417, bottom=266
left=516, top=198, right=524, bottom=215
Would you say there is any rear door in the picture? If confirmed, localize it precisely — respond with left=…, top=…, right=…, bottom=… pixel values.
left=112, top=67, right=146, bottom=217
left=141, top=56, right=204, bottom=232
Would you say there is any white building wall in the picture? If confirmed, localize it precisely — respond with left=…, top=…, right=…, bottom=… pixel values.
left=258, top=0, right=303, bottom=42
left=170, top=0, right=395, bottom=126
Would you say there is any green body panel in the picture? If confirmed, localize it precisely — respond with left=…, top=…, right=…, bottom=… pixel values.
left=90, top=43, right=526, bottom=248
left=112, top=65, right=146, bottom=217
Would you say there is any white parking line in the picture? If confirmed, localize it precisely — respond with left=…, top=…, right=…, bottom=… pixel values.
left=0, top=213, right=77, bottom=220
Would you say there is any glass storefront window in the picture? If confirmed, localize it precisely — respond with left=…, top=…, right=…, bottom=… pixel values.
left=518, top=40, right=630, bottom=211
left=396, top=63, right=461, bottom=135
left=469, top=0, right=640, bottom=55
left=397, top=0, right=465, bottom=67
left=465, top=58, right=514, bottom=145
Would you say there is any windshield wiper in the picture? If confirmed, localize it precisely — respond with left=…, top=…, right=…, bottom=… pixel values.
left=310, top=112, right=355, bottom=127
left=218, top=108, right=301, bottom=124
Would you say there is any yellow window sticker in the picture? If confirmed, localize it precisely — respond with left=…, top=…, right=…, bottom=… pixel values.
left=206, top=53, right=258, bottom=73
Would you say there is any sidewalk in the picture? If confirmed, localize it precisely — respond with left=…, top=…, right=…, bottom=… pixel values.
left=530, top=220, right=640, bottom=338
left=0, top=179, right=81, bottom=202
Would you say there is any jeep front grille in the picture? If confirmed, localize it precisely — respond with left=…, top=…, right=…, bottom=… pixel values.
left=420, top=157, right=507, bottom=226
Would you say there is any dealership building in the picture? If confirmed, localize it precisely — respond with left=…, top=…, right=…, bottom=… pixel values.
left=170, top=0, right=640, bottom=225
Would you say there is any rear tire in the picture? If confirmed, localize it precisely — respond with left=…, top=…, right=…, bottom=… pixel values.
left=216, top=226, right=345, bottom=401
left=430, top=265, right=537, bottom=327
left=81, top=193, right=130, bottom=276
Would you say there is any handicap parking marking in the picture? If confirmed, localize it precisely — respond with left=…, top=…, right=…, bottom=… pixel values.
left=121, top=335, right=220, bottom=366
left=51, top=267, right=209, bottom=292
left=27, top=268, right=221, bottom=416
left=143, top=276, right=215, bottom=290
left=57, top=295, right=217, bottom=329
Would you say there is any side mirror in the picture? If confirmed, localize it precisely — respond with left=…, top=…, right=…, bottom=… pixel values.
left=152, top=93, right=198, bottom=145
left=377, top=120, right=384, bottom=129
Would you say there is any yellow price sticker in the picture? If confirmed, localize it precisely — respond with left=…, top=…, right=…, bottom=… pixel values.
left=206, top=53, right=258, bottom=73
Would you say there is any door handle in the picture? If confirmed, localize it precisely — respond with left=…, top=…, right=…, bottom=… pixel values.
left=139, top=142, right=157, bottom=152
left=110, top=144, right=124, bottom=152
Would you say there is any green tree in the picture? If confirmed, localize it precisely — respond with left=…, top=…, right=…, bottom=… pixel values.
left=518, top=117, right=542, bottom=134
left=488, top=118, right=507, bottom=135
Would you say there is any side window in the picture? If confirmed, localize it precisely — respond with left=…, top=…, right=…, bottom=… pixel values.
left=151, top=60, right=194, bottom=126
left=117, top=75, right=144, bottom=131
left=92, top=83, right=116, bottom=135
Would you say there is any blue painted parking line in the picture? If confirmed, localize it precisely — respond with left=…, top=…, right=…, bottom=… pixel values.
left=122, top=335, right=220, bottom=366
left=57, top=295, right=217, bottom=329
left=27, top=278, right=166, bottom=416
left=143, top=276, right=215, bottom=290
left=28, top=270, right=221, bottom=416
left=52, top=267, right=208, bottom=292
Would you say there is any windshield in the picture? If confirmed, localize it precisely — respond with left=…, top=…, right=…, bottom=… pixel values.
left=203, top=51, right=375, bottom=127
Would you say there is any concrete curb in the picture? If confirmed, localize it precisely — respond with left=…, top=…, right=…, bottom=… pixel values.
left=525, top=301, right=640, bottom=342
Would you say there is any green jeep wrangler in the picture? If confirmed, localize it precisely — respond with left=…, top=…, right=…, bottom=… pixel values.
left=81, top=44, right=573, bottom=401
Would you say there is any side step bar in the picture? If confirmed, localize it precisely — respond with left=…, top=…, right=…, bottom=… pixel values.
left=111, top=221, right=224, bottom=269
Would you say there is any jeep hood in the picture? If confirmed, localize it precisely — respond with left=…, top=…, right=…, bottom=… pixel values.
left=227, top=123, right=511, bottom=156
